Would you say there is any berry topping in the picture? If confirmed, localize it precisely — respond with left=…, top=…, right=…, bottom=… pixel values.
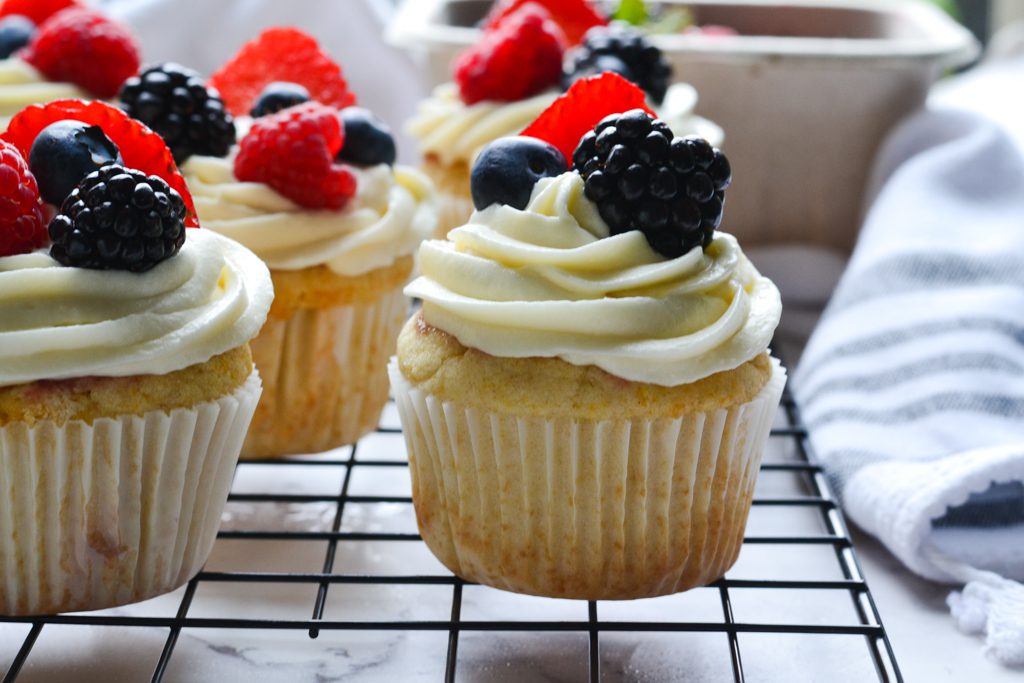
left=209, top=28, right=356, bottom=118
left=119, top=63, right=236, bottom=164
left=2, top=100, right=198, bottom=227
left=521, top=72, right=653, bottom=165
left=454, top=3, right=566, bottom=105
left=250, top=81, right=311, bottom=118
left=470, top=136, right=567, bottom=211
left=48, top=164, right=186, bottom=272
left=0, top=0, right=78, bottom=26
left=0, top=140, right=46, bottom=257
left=484, top=0, right=608, bottom=46
left=0, top=15, right=35, bottom=59
left=28, top=120, right=121, bottom=206
left=337, top=107, right=396, bottom=167
left=22, top=8, right=140, bottom=99
left=574, top=109, right=731, bottom=258
left=235, top=101, right=356, bottom=210
left=564, top=24, right=672, bottom=105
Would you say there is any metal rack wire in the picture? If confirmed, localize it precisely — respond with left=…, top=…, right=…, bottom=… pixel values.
left=0, top=381, right=903, bottom=683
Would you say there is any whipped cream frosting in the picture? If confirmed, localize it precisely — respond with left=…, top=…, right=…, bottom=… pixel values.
left=407, top=173, right=781, bottom=386
left=406, top=82, right=723, bottom=168
left=0, top=59, right=86, bottom=126
left=181, top=152, right=437, bottom=277
left=0, top=229, right=273, bottom=387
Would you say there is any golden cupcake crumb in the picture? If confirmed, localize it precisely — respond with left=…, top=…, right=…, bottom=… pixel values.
left=268, top=256, right=414, bottom=319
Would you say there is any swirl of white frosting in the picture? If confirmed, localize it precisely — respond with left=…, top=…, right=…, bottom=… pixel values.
left=406, top=82, right=723, bottom=167
left=0, top=59, right=86, bottom=127
left=181, top=153, right=437, bottom=277
left=406, top=173, right=781, bottom=386
left=0, top=229, right=273, bottom=387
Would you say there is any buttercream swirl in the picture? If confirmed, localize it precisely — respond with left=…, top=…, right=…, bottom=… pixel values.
left=406, top=82, right=723, bottom=167
left=0, top=229, right=273, bottom=387
left=181, top=153, right=437, bottom=277
left=0, top=59, right=86, bottom=127
left=406, top=173, right=781, bottom=386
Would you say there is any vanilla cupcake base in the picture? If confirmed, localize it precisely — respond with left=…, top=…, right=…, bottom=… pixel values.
left=0, top=372, right=261, bottom=616
left=420, top=158, right=473, bottom=240
left=389, top=359, right=785, bottom=600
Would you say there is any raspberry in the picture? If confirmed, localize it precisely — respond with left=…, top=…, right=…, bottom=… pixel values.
left=48, top=164, right=186, bottom=272
left=234, top=102, right=356, bottom=210
left=2, top=99, right=199, bottom=227
left=0, top=0, right=78, bottom=25
left=573, top=109, right=732, bottom=257
left=521, top=72, right=653, bottom=164
left=209, top=28, right=356, bottom=118
left=0, top=140, right=46, bottom=257
left=564, top=24, right=673, bottom=105
left=22, top=8, right=139, bottom=99
left=455, top=3, right=566, bottom=106
left=485, top=0, right=607, bottom=45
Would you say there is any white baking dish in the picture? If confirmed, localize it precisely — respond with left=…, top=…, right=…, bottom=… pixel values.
left=388, top=0, right=978, bottom=252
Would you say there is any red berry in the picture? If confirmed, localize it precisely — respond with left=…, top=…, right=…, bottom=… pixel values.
left=1, top=100, right=199, bottom=227
left=521, top=72, right=654, bottom=164
left=209, top=28, right=356, bottom=118
left=234, top=102, right=356, bottom=210
left=22, top=8, right=140, bottom=99
left=455, top=3, right=566, bottom=105
left=0, top=0, right=79, bottom=25
left=0, top=140, right=46, bottom=257
left=485, top=0, right=607, bottom=46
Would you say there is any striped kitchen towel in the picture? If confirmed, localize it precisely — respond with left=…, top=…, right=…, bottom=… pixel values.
left=792, top=101, right=1024, bottom=665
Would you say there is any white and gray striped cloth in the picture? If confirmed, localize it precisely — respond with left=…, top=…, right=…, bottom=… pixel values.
left=793, top=61, right=1024, bottom=666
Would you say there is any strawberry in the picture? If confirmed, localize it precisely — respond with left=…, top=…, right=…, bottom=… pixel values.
left=0, top=0, right=79, bottom=25
left=2, top=100, right=198, bottom=227
left=209, top=28, right=356, bottom=118
left=485, top=0, right=608, bottom=46
left=521, top=72, right=655, bottom=164
left=0, top=140, right=46, bottom=257
left=454, top=3, right=566, bottom=105
left=234, top=101, right=356, bottom=210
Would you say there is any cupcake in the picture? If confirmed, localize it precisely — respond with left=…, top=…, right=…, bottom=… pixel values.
left=390, top=76, right=784, bottom=600
left=0, top=100, right=272, bottom=615
left=405, top=2, right=721, bottom=238
left=165, top=29, right=435, bottom=458
left=0, top=2, right=139, bottom=129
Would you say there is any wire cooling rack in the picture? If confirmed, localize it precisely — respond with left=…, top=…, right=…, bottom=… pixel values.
left=0, top=374, right=903, bottom=682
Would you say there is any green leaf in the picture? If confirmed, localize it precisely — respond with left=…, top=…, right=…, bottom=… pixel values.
left=645, top=7, right=694, bottom=35
left=614, top=0, right=648, bottom=26
left=921, top=0, right=961, bottom=20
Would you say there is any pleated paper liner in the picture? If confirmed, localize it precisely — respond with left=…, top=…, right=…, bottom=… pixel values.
left=389, top=358, right=786, bottom=600
left=243, top=288, right=409, bottom=458
left=0, top=372, right=261, bottom=616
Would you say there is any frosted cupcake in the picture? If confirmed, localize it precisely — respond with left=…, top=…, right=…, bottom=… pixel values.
left=0, top=100, right=272, bottom=615
left=171, top=30, right=436, bottom=458
left=0, top=3, right=139, bottom=129
left=391, top=77, right=783, bottom=600
left=406, top=5, right=721, bottom=238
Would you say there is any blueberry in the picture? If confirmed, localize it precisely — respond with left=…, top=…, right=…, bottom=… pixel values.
left=29, top=121, right=122, bottom=207
left=0, top=15, right=34, bottom=60
left=337, top=107, right=396, bottom=167
left=250, top=81, right=310, bottom=118
left=470, top=136, right=567, bottom=211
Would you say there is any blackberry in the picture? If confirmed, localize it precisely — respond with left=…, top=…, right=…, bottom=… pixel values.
left=574, top=109, right=731, bottom=258
left=563, top=25, right=672, bottom=105
left=119, top=63, right=236, bottom=164
left=48, top=165, right=187, bottom=273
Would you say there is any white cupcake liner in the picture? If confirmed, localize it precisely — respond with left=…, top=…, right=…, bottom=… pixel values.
left=389, top=358, right=786, bottom=600
left=0, top=371, right=261, bottom=616
left=243, top=288, right=409, bottom=458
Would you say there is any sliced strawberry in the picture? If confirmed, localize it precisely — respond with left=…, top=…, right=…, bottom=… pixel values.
left=1, top=100, right=198, bottom=227
left=485, top=0, right=607, bottom=45
left=0, top=0, right=79, bottom=25
left=521, top=72, right=654, bottom=164
left=209, top=28, right=356, bottom=117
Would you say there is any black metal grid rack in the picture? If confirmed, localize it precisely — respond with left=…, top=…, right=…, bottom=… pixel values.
left=1, top=380, right=903, bottom=682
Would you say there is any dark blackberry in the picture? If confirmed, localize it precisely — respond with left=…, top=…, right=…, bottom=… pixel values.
left=119, top=63, right=236, bottom=164
left=48, top=165, right=187, bottom=273
left=574, top=109, right=731, bottom=258
left=563, top=25, right=672, bottom=105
